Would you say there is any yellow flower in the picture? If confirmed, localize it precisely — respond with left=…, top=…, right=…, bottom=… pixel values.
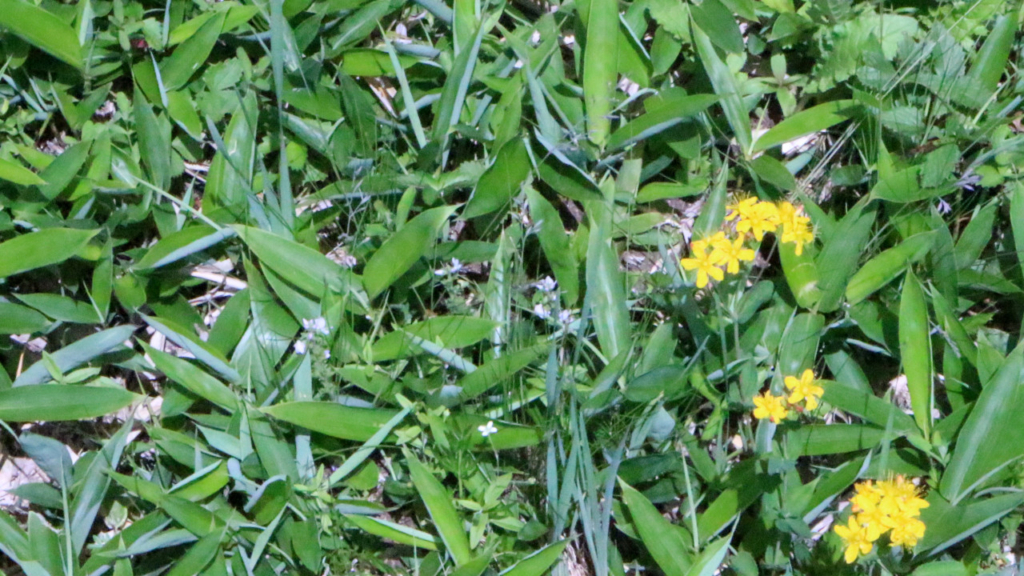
left=752, top=392, right=789, bottom=423
left=834, top=516, right=874, bottom=564
left=725, top=197, right=759, bottom=222
left=680, top=242, right=726, bottom=289
left=855, top=509, right=889, bottom=542
left=850, top=481, right=881, bottom=513
left=877, top=476, right=930, bottom=517
left=736, top=201, right=779, bottom=241
left=781, top=219, right=815, bottom=256
left=888, top=516, right=926, bottom=548
left=777, top=201, right=798, bottom=226
left=709, top=233, right=756, bottom=274
left=784, top=369, right=824, bottom=410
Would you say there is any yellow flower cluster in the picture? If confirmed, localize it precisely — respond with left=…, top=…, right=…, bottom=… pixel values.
left=834, top=476, right=930, bottom=563
left=680, top=199, right=815, bottom=290
left=751, top=369, right=824, bottom=423
left=726, top=198, right=815, bottom=256
left=679, top=231, right=756, bottom=288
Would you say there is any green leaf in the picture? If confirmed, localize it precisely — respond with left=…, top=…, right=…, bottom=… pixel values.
left=582, top=0, right=619, bottom=147
left=526, top=188, right=579, bottom=305
left=845, top=232, right=935, bottom=305
left=161, top=13, right=226, bottom=91
left=0, top=302, right=49, bottom=334
left=693, top=25, right=751, bottom=155
left=344, top=514, right=438, bottom=549
left=918, top=492, right=1024, bottom=555
left=233, top=225, right=366, bottom=307
left=363, top=205, right=458, bottom=299
left=141, top=343, right=237, bottom=411
left=16, top=293, right=101, bottom=324
left=821, top=380, right=918, bottom=435
left=457, top=344, right=548, bottom=402
left=135, top=227, right=236, bottom=270
left=752, top=100, right=858, bottom=153
left=957, top=15, right=1016, bottom=108
left=406, top=452, right=472, bottom=565
left=14, top=325, right=136, bottom=387
left=689, top=0, right=743, bottom=54
left=0, top=157, right=46, bottom=186
left=586, top=185, right=632, bottom=359
left=786, top=424, right=885, bottom=456
left=499, top=540, right=570, bottom=576
left=0, top=1, right=82, bottom=69
left=141, top=315, right=241, bottom=384
left=373, top=316, right=497, bottom=361
left=620, top=481, right=693, bottom=576
left=607, top=93, right=717, bottom=151
left=262, top=402, right=401, bottom=442
left=0, top=228, right=98, bottom=279
left=133, top=93, right=172, bottom=190
left=814, top=198, right=876, bottom=312
left=0, top=385, right=139, bottom=421
left=749, top=155, right=796, bottom=191
left=899, top=271, right=932, bottom=436
left=941, top=342, right=1024, bottom=503
left=464, top=138, right=530, bottom=218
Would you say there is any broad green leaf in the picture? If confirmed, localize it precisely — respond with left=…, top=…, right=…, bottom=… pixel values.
left=141, top=315, right=241, bottom=384
left=499, top=540, right=570, bottom=576
left=687, top=536, right=731, bottom=576
left=845, top=232, right=935, bottom=305
left=262, top=402, right=400, bottom=441
left=899, top=271, right=932, bottom=435
left=749, top=155, right=796, bottom=191
left=233, top=225, right=366, bottom=307
left=464, top=138, right=530, bottom=218
left=941, top=342, right=1024, bottom=503
left=344, top=514, right=438, bottom=549
left=814, top=198, right=876, bottom=311
left=15, top=325, right=136, bottom=386
left=166, top=532, right=222, bottom=576
left=161, top=13, right=226, bottom=90
left=406, top=452, right=472, bottom=565
left=133, top=93, right=172, bottom=190
left=620, top=481, right=693, bottom=575
left=135, top=227, right=236, bottom=270
left=689, top=0, right=743, bottom=54
left=0, top=228, right=98, bottom=279
left=586, top=186, right=631, bottom=359
left=957, top=15, right=1016, bottom=108
left=918, top=491, right=1024, bottom=555
left=372, top=316, right=498, bottom=361
left=0, top=302, right=49, bottom=334
left=16, top=293, right=100, bottom=324
left=607, top=93, right=717, bottom=151
left=786, top=424, right=885, bottom=456
left=0, top=157, right=46, bottom=186
left=693, top=25, right=751, bottom=155
left=582, top=0, right=619, bottom=147
left=0, top=385, right=139, bottom=421
left=752, top=100, right=858, bottom=153
left=141, top=343, right=237, bottom=411
left=457, top=344, right=548, bottom=402
left=0, top=2, right=82, bottom=69
left=363, top=205, right=458, bottom=299
left=821, top=381, right=918, bottom=435
left=526, top=188, right=579, bottom=305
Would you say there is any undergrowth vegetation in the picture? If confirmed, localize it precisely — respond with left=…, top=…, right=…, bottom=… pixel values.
left=1, top=0, right=1023, bottom=574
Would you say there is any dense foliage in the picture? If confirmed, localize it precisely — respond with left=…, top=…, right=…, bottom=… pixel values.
left=1, top=0, right=1023, bottom=574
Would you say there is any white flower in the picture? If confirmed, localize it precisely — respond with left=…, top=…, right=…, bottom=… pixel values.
left=478, top=421, right=498, bottom=437
left=294, top=340, right=307, bottom=355
left=434, top=258, right=464, bottom=276
left=535, top=276, right=557, bottom=293
left=533, top=303, right=551, bottom=319
left=323, top=349, right=331, bottom=359
left=302, top=317, right=329, bottom=336
left=558, top=309, right=575, bottom=325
